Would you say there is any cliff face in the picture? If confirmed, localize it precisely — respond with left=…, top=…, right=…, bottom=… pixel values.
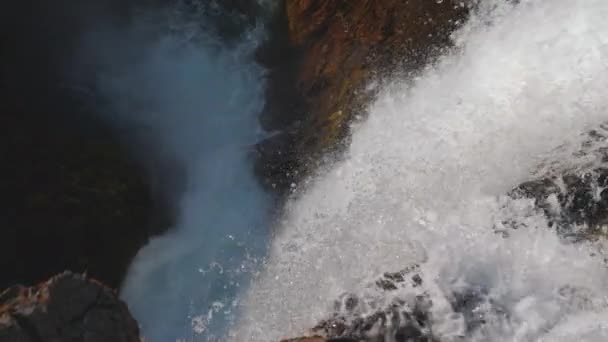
left=0, top=0, right=174, bottom=290
left=256, top=0, right=468, bottom=192
left=0, top=106, right=174, bottom=290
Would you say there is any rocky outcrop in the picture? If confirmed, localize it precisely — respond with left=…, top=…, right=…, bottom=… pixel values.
left=256, top=0, right=469, bottom=193
left=0, top=272, right=140, bottom=342
left=312, top=269, right=436, bottom=342
left=283, top=265, right=485, bottom=342
left=281, top=337, right=328, bottom=342
left=510, top=123, right=608, bottom=241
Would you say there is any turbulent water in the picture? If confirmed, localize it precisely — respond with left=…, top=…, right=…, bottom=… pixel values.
left=232, top=1, right=608, bottom=341
left=80, top=2, right=274, bottom=341
left=81, top=0, right=608, bottom=341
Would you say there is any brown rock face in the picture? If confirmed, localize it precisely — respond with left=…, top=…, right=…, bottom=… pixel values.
left=256, top=0, right=468, bottom=192
left=0, top=272, right=140, bottom=342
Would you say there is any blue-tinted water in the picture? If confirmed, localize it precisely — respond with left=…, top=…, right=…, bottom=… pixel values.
left=82, top=3, right=273, bottom=341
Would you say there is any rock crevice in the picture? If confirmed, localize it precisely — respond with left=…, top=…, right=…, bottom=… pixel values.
left=256, top=0, right=469, bottom=193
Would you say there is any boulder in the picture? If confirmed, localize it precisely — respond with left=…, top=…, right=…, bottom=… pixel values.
left=0, top=272, right=140, bottom=342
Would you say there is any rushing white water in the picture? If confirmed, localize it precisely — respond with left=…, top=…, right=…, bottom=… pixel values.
left=232, top=0, right=608, bottom=341
left=81, top=2, right=274, bottom=341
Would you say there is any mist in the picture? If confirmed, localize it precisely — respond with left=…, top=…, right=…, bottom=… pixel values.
left=69, top=2, right=274, bottom=341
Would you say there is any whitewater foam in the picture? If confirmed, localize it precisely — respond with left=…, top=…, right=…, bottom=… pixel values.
left=232, top=0, right=608, bottom=340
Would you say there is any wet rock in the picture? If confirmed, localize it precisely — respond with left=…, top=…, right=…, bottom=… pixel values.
left=0, top=105, right=173, bottom=290
left=375, top=265, right=424, bottom=291
left=281, top=337, right=327, bottom=342
left=511, top=124, right=608, bottom=240
left=314, top=295, right=436, bottom=342
left=0, top=272, right=141, bottom=342
left=256, top=0, right=469, bottom=193
left=288, top=264, right=512, bottom=342
left=306, top=265, right=435, bottom=342
left=448, top=285, right=509, bottom=334
left=282, top=337, right=364, bottom=342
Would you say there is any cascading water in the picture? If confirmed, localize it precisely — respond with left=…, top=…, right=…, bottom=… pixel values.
left=232, top=0, right=608, bottom=341
left=79, top=2, right=274, bottom=341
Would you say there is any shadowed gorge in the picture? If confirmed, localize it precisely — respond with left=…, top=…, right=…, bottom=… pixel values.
left=0, top=0, right=175, bottom=290
left=4, top=1, right=608, bottom=342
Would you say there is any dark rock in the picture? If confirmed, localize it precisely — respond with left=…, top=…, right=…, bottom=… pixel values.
left=375, top=265, right=423, bottom=291
left=280, top=337, right=328, bottom=342
left=292, top=264, right=513, bottom=342
left=0, top=103, right=173, bottom=290
left=315, top=292, right=436, bottom=342
left=289, top=123, right=608, bottom=342
left=510, top=124, right=608, bottom=240
left=312, top=265, right=436, bottom=342
left=0, top=272, right=141, bottom=342
left=255, top=131, right=301, bottom=191
left=0, top=0, right=179, bottom=291
left=449, top=285, right=508, bottom=334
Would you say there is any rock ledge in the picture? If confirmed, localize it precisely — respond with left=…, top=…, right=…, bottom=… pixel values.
left=0, top=272, right=140, bottom=342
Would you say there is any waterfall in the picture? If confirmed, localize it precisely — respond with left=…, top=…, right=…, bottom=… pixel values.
left=232, top=0, right=608, bottom=341
left=78, top=2, right=274, bottom=341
